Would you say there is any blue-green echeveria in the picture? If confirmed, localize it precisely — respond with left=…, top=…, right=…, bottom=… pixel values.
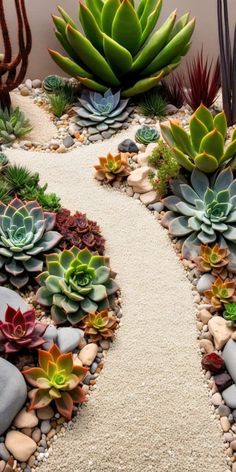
left=36, top=247, right=119, bottom=325
left=162, top=167, right=236, bottom=272
left=0, top=197, right=62, bottom=288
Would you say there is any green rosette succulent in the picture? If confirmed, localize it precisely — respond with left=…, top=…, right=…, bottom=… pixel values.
left=36, top=247, right=119, bottom=325
left=0, top=197, right=62, bottom=288
left=161, top=104, right=236, bottom=173
left=49, top=1, right=195, bottom=97
left=42, top=75, right=64, bottom=94
left=135, top=125, right=160, bottom=145
left=223, top=303, right=236, bottom=321
left=162, top=167, right=236, bottom=272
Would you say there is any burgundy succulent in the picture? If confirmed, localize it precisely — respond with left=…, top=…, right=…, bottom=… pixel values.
left=55, top=209, right=105, bottom=255
left=0, top=306, right=47, bottom=353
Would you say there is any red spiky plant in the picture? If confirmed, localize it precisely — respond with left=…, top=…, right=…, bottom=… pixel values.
left=0, top=0, right=32, bottom=110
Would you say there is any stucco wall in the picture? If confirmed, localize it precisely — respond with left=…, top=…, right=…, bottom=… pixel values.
left=2, top=0, right=235, bottom=79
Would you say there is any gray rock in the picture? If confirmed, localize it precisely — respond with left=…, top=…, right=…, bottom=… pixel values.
left=96, top=123, right=109, bottom=131
left=217, top=404, right=231, bottom=417
left=63, top=136, right=74, bottom=148
left=40, top=420, right=51, bottom=434
left=118, top=139, right=139, bottom=153
left=196, top=274, right=215, bottom=294
left=68, top=124, right=80, bottom=137
left=223, top=339, right=236, bottom=383
left=0, top=358, right=27, bottom=435
left=0, top=443, right=10, bottom=461
left=222, top=384, right=236, bottom=409
left=42, top=325, right=57, bottom=351
left=101, top=131, right=112, bottom=139
left=56, top=327, right=84, bottom=353
left=88, top=133, right=102, bottom=142
left=148, top=202, right=164, bottom=212
left=88, top=127, right=99, bottom=135
left=25, top=79, right=32, bottom=90
left=90, top=362, right=98, bottom=374
left=0, top=287, right=28, bottom=321
left=165, top=104, right=179, bottom=115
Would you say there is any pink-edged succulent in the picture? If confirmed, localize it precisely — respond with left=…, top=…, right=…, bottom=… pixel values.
left=0, top=306, right=47, bottom=353
left=23, top=344, right=88, bottom=420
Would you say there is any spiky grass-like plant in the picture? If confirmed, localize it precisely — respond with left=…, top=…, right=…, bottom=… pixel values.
left=4, top=165, right=39, bottom=193
left=0, top=181, right=11, bottom=204
left=48, top=93, right=71, bottom=118
left=162, top=73, right=185, bottom=109
left=138, top=89, right=167, bottom=119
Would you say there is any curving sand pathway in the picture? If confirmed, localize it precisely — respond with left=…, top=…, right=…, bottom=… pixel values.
left=8, top=131, right=226, bottom=472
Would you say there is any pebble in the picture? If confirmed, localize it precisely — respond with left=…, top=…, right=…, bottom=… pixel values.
left=101, top=131, right=113, bottom=139
left=148, top=202, right=164, bottom=212
left=90, top=362, right=98, bottom=374
left=63, top=136, right=74, bottom=148
left=199, top=309, right=212, bottom=324
left=78, top=343, right=98, bottom=366
left=0, top=444, right=10, bottom=461
left=218, top=405, right=231, bottom=417
left=88, top=133, right=102, bottom=142
left=5, top=431, right=37, bottom=462
left=99, top=340, right=110, bottom=350
left=220, top=416, right=231, bottom=432
left=14, top=408, right=38, bottom=429
left=37, top=405, right=54, bottom=420
left=57, top=327, right=84, bottom=352
left=140, top=190, right=159, bottom=206
left=25, top=79, right=32, bottom=89
left=40, top=420, right=51, bottom=434
left=118, top=139, right=139, bottom=153
left=0, top=461, right=5, bottom=472
left=199, top=339, right=214, bottom=354
left=32, top=79, right=41, bottom=88
left=197, top=274, right=215, bottom=293
left=208, top=316, right=234, bottom=350
left=211, top=392, right=223, bottom=406
left=31, top=428, right=41, bottom=443
left=20, top=86, right=30, bottom=96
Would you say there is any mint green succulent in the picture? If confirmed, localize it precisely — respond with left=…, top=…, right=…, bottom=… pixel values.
left=36, top=247, right=119, bottom=325
left=0, top=153, right=8, bottom=171
left=0, top=107, right=32, bottom=143
left=161, top=104, right=236, bottom=173
left=49, top=1, right=195, bottom=97
left=162, top=167, right=236, bottom=272
left=223, top=303, right=236, bottom=321
left=0, top=197, right=62, bottom=288
left=135, top=125, right=160, bottom=145
left=43, top=75, right=64, bottom=94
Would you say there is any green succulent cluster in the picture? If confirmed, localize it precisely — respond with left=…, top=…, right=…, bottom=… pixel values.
left=135, top=125, right=160, bottom=145
left=36, top=247, right=119, bottom=325
left=223, top=303, right=236, bottom=321
left=43, top=75, right=77, bottom=118
left=162, top=167, right=236, bottom=272
left=0, top=152, right=9, bottom=171
left=148, top=141, right=180, bottom=197
left=161, top=104, right=236, bottom=173
left=43, top=75, right=65, bottom=94
left=0, top=107, right=32, bottom=143
left=49, top=1, right=195, bottom=97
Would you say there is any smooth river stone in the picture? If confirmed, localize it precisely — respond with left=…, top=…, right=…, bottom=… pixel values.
left=0, top=287, right=28, bottom=321
left=208, top=316, right=234, bottom=350
left=5, top=431, right=37, bottom=462
left=78, top=343, right=98, bottom=366
left=13, top=407, right=38, bottom=429
left=0, top=358, right=27, bottom=435
left=56, top=327, right=84, bottom=352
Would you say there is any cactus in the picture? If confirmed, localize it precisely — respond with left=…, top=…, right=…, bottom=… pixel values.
left=0, top=0, right=32, bottom=110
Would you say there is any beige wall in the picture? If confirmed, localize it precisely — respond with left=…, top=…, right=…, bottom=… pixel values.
left=3, top=0, right=236, bottom=79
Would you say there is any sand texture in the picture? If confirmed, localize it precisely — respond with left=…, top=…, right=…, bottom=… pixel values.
left=8, top=133, right=227, bottom=472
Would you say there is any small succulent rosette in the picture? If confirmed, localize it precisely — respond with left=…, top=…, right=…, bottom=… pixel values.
left=135, top=125, right=160, bottom=145
left=36, top=247, right=119, bottom=325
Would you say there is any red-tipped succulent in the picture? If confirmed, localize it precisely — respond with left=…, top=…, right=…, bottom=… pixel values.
left=0, top=306, right=47, bottom=353
left=23, top=344, right=88, bottom=420
left=55, top=209, right=105, bottom=255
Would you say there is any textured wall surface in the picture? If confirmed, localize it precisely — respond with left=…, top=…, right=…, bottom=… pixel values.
left=2, top=0, right=235, bottom=79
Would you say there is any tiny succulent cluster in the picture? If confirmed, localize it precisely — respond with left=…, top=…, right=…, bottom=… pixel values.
left=135, top=126, right=160, bottom=145
left=0, top=107, right=32, bottom=143
left=23, top=343, right=88, bottom=419
left=80, top=310, right=118, bottom=342
left=204, top=278, right=236, bottom=310
left=162, top=167, right=236, bottom=269
left=94, top=152, right=132, bottom=183
left=43, top=75, right=65, bottom=94
left=0, top=197, right=62, bottom=288
left=148, top=141, right=180, bottom=197
left=43, top=75, right=78, bottom=118
left=161, top=104, right=236, bottom=173
left=55, top=209, right=105, bottom=255
left=138, top=89, right=167, bottom=118
left=194, top=244, right=229, bottom=273
left=74, top=89, right=132, bottom=133
left=0, top=306, right=47, bottom=353
left=36, top=247, right=119, bottom=325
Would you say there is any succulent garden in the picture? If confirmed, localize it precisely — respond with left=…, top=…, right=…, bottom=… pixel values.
left=2, top=0, right=236, bottom=471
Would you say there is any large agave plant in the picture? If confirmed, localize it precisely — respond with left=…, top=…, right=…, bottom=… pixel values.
left=49, top=1, right=195, bottom=97
left=73, top=89, right=132, bottom=131
left=36, top=247, right=119, bottom=325
left=162, top=167, right=236, bottom=272
left=161, top=104, right=236, bottom=173
left=0, top=197, right=62, bottom=288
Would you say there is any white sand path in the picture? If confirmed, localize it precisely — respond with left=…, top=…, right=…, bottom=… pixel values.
left=8, top=131, right=227, bottom=472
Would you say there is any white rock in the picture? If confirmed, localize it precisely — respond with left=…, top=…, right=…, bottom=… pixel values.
left=208, top=316, right=234, bottom=350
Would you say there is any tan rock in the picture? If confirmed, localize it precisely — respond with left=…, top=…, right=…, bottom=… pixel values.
left=199, top=339, right=214, bottom=354
left=5, top=431, right=37, bottom=462
left=140, top=190, right=159, bottom=205
left=78, top=343, right=98, bottom=366
left=127, top=167, right=153, bottom=194
left=199, top=309, right=212, bottom=325
left=220, top=416, right=231, bottom=432
left=0, top=461, right=5, bottom=472
left=14, top=408, right=38, bottom=429
left=31, top=428, right=41, bottom=443
left=208, top=316, right=234, bottom=350
left=37, top=405, right=54, bottom=420
left=137, top=152, right=149, bottom=167
left=231, top=331, right=236, bottom=341
left=230, top=440, right=236, bottom=451
left=211, top=392, right=223, bottom=406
